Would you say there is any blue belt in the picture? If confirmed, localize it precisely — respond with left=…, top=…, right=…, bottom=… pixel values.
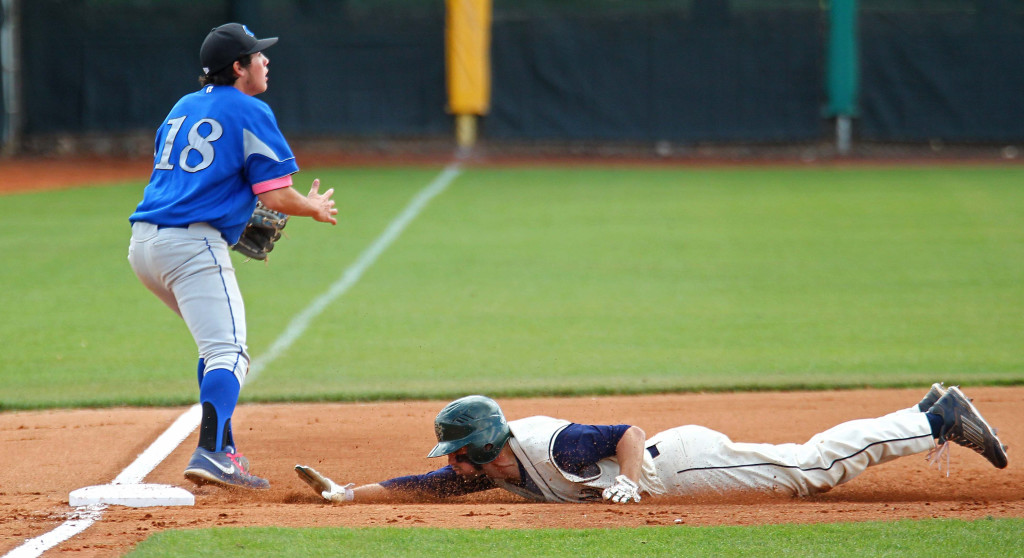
left=157, top=224, right=189, bottom=229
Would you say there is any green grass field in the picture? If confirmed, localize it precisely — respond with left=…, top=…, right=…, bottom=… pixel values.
left=3, top=164, right=1023, bottom=554
left=127, top=519, right=1021, bottom=557
left=3, top=165, right=1022, bottom=407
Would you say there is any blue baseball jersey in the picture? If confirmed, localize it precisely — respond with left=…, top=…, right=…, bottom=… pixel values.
left=380, top=423, right=631, bottom=498
left=130, top=85, right=299, bottom=244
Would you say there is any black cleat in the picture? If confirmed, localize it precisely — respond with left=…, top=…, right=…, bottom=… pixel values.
left=917, top=382, right=947, bottom=412
left=927, top=386, right=1008, bottom=469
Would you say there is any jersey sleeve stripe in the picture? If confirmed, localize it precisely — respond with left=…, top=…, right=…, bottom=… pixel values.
left=252, top=175, right=293, bottom=194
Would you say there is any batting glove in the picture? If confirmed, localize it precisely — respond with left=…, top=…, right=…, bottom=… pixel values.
left=602, top=475, right=641, bottom=504
left=323, top=482, right=355, bottom=503
left=295, top=465, right=355, bottom=503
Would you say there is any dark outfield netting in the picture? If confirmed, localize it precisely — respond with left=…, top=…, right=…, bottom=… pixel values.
left=489, top=0, right=826, bottom=143
left=3, top=0, right=1023, bottom=156
left=15, top=0, right=448, bottom=138
left=858, top=0, right=1024, bottom=143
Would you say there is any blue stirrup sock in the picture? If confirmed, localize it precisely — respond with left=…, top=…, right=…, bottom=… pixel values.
left=198, top=368, right=240, bottom=453
left=196, top=358, right=205, bottom=388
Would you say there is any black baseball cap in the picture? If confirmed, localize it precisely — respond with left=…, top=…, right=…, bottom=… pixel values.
left=200, top=23, right=278, bottom=75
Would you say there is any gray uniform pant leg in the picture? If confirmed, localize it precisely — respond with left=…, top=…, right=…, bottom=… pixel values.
left=128, top=222, right=250, bottom=385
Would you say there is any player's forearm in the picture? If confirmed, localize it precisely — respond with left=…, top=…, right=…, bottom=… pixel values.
left=352, top=483, right=397, bottom=501
left=258, top=185, right=323, bottom=217
left=350, top=483, right=441, bottom=503
left=615, top=426, right=647, bottom=482
left=257, top=178, right=337, bottom=225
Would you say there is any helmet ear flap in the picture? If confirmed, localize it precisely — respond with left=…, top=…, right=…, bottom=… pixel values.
left=463, top=437, right=504, bottom=464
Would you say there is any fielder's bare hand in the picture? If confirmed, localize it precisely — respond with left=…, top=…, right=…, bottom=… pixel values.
left=257, top=178, right=338, bottom=225
left=304, top=178, right=338, bottom=225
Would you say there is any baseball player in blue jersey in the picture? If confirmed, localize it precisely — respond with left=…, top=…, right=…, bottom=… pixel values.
left=129, top=23, right=337, bottom=490
left=296, top=385, right=1007, bottom=503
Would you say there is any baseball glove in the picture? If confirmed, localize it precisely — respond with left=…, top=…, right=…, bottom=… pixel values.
left=232, top=202, right=289, bottom=261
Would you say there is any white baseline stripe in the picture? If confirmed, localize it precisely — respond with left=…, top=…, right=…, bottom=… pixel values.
left=2, top=164, right=461, bottom=558
left=4, top=508, right=105, bottom=558
left=112, top=404, right=203, bottom=485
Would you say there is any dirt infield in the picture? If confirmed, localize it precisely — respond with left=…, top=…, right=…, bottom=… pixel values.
left=0, top=156, right=149, bottom=193
left=2, top=388, right=1022, bottom=556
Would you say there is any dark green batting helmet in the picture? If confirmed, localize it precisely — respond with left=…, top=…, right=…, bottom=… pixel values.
left=427, top=395, right=511, bottom=465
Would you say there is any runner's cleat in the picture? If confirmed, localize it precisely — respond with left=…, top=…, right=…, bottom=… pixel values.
left=927, top=387, right=1008, bottom=469
left=917, top=382, right=947, bottom=412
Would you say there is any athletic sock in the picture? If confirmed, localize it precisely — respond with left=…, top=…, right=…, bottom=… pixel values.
left=196, top=358, right=205, bottom=388
left=223, top=418, right=235, bottom=449
left=197, top=368, right=240, bottom=452
left=925, top=412, right=944, bottom=439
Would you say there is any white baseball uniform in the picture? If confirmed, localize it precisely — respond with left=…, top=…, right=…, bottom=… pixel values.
left=380, top=406, right=936, bottom=501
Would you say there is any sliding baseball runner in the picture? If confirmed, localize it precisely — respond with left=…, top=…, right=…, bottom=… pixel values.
left=297, top=384, right=1007, bottom=503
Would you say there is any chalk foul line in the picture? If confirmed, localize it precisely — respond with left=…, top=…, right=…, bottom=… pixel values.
left=3, top=163, right=461, bottom=558
left=249, top=163, right=462, bottom=381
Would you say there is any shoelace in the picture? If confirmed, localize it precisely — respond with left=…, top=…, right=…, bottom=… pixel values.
left=925, top=441, right=951, bottom=477
left=227, top=451, right=249, bottom=473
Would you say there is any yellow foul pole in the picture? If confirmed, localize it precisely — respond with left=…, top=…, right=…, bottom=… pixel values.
left=446, top=0, right=491, bottom=150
